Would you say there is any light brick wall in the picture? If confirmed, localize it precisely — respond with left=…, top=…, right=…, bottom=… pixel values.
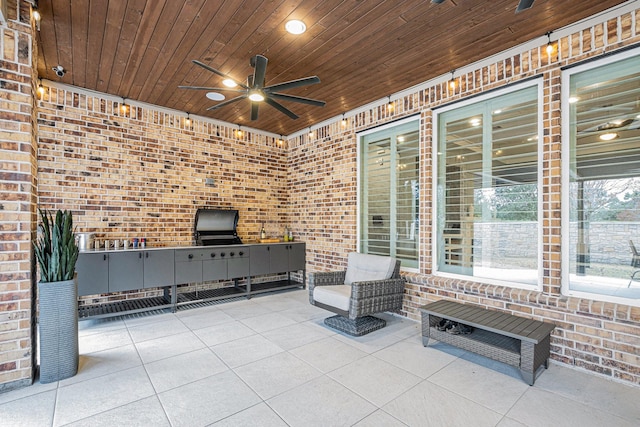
left=1, top=1, right=635, bottom=392
left=289, top=5, right=640, bottom=385
left=0, top=0, right=37, bottom=391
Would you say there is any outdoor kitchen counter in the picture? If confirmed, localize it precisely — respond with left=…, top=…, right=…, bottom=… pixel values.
left=76, top=242, right=306, bottom=319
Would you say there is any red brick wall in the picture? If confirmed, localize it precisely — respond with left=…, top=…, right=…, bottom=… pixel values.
left=0, top=0, right=37, bottom=391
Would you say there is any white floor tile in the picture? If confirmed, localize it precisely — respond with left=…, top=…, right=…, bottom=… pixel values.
left=329, top=355, right=422, bottom=407
left=506, top=387, right=636, bottom=427
left=193, top=320, right=256, bottom=347
left=234, top=352, right=322, bottom=399
left=158, top=370, right=261, bottom=427
left=78, top=317, right=126, bottom=336
left=373, top=338, right=460, bottom=379
left=383, top=380, right=503, bottom=427
left=290, top=336, right=368, bottom=373
left=127, top=316, right=191, bottom=343
left=352, top=409, right=408, bottom=426
left=53, top=366, right=155, bottom=426
left=219, top=300, right=274, bottom=320
left=176, top=308, right=235, bottom=330
left=212, top=402, right=288, bottom=426
left=267, top=375, right=377, bottom=427
left=427, top=357, right=529, bottom=414
left=78, top=327, right=133, bottom=354
left=239, top=311, right=297, bottom=333
left=60, top=344, right=142, bottom=386
left=0, top=389, right=56, bottom=427
left=211, top=334, right=284, bottom=368
left=260, top=321, right=333, bottom=350
left=135, top=330, right=206, bottom=364
left=145, top=348, right=228, bottom=393
left=64, top=395, right=170, bottom=426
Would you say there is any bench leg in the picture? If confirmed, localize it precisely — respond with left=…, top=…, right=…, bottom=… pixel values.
left=520, top=341, right=536, bottom=385
left=421, top=312, right=431, bottom=347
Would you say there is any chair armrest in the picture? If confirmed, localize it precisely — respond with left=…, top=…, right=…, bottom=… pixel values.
left=308, top=270, right=347, bottom=304
left=348, top=277, right=406, bottom=318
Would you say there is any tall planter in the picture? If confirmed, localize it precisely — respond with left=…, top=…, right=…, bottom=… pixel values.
left=38, top=278, right=79, bottom=383
left=34, top=209, right=80, bottom=384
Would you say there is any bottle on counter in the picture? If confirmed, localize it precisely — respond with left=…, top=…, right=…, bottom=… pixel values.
left=288, top=228, right=293, bottom=242
left=283, top=226, right=289, bottom=242
left=260, top=224, right=266, bottom=240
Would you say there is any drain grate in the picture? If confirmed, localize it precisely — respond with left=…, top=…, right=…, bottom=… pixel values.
left=78, top=296, right=172, bottom=320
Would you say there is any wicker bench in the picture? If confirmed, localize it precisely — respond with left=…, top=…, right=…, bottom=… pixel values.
left=420, top=300, right=555, bottom=385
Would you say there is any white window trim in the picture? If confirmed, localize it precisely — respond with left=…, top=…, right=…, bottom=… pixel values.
left=432, top=78, right=544, bottom=291
left=561, top=46, right=640, bottom=307
left=356, top=115, right=420, bottom=272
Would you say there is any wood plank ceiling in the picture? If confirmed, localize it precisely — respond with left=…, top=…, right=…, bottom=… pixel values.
left=35, top=0, right=626, bottom=135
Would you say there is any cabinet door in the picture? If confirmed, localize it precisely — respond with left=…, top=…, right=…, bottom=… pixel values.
left=288, top=243, right=306, bottom=271
left=227, top=247, right=249, bottom=278
left=269, top=245, right=289, bottom=273
left=249, top=245, right=271, bottom=275
left=76, top=252, right=109, bottom=296
left=175, top=249, right=203, bottom=284
left=143, top=250, right=175, bottom=288
left=108, top=251, right=144, bottom=292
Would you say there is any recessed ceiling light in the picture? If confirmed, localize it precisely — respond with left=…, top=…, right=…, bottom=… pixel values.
left=599, top=132, right=617, bottom=141
left=285, top=20, right=306, bottom=35
left=222, top=79, right=237, bottom=88
left=206, top=92, right=225, bottom=101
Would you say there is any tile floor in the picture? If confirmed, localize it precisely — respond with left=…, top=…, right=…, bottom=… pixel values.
left=1, top=289, right=639, bottom=426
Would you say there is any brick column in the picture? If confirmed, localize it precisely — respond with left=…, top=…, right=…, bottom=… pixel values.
left=0, top=0, right=38, bottom=391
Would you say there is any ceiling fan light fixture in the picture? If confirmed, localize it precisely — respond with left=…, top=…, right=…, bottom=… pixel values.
left=285, top=20, right=306, bottom=35
left=222, top=78, right=237, bottom=88
left=248, top=91, right=265, bottom=102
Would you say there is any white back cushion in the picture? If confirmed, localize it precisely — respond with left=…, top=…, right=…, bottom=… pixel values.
left=343, top=253, right=396, bottom=286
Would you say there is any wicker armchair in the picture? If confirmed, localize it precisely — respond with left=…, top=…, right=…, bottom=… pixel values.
left=309, top=253, right=405, bottom=336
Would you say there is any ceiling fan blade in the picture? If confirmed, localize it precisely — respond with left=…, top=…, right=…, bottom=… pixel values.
left=250, top=102, right=259, bottom=120
left=206, top=95, right=246, bottom=111
left=516, top=0, right=535, bottom=13
left=178, top=86, right=244, bottom=92
left=192, top=59, right=249, bottom=90
left=251, top=55, right=268, bottom=88
left=264, top=76, right=321, bottom=92
left=265, top=98, right=298, bottom=120
left=269, top=93, right=326, bottom=107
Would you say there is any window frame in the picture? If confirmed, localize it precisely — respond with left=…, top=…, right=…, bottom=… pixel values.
left=561, top=47, right=640, bottom=306
left=432, top=79, right=544, bottom=290
left=357, top=115, right=421, bottom=271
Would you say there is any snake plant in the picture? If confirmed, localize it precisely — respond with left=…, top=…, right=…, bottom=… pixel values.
left=34, top=209, right=79, bottom=282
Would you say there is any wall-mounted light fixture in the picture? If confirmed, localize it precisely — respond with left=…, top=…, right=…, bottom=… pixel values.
left=184, top=113, right=191, bottom=126
left=235, top=125, right=243, bottom=137
left=308, top=127, right=314, bottom=138
left=37, top=80, right=45, bottom=98
left=545, top=31, right=554, bottom=56
left=278, top=135, right=284, bottom=146
left=449, top=70, right=456, bottom=91
left=120, top=98, right=129, bottom=114
left=341, top=113, right=347, bottom=127
left=32, top=7, right=41, bottom=31
left=387, top=96, right=394, bottom=112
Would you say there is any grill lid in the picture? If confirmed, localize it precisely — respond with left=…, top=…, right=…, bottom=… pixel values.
left=194, top=208, right=242, bottom=245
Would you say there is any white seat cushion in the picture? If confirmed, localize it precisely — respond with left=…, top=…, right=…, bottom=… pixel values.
left=344, top=253, right=396, bottom=286
left=313, top=285, right=352, bottom=311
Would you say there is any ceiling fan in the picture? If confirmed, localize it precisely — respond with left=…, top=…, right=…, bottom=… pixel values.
left=179, top=55, right=325, bottom=120
left=431, top=0, right=535, bottom=13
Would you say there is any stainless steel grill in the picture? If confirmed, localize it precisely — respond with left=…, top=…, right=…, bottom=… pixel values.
left=194, top=208, right=243, bottom=246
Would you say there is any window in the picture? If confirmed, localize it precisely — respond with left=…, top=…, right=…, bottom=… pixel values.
left=358, top=118, right=420, bottom=269
left=435, top=82, right=540, bottom=286
left=564, top=51, right=640, bottom=300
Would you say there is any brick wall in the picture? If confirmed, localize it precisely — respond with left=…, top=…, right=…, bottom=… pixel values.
left=288, top=5, right=640, bottom=385
left=0, top=0, right=37, bottom=391
left=7, top=1, right=637, bottom=391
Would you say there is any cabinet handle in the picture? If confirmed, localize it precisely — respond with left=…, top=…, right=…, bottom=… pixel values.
left=103, top=254, right=107, bottom=261
left=145, top=252, right=149, bottom=258
left=188, top=254, right=193, bottom=259
left=139, top=252, right=142, bottom=259
left=267, top=246, right=270, bottom=251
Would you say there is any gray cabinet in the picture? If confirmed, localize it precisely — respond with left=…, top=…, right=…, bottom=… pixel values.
left=249, top=243, right=306, bottom=275
left=175, top=246, right=249, bottom=284
left=77, top=252, right=109, bottom=296
left=143, top=250, right=175, bottom=288
left=175, top=248, right=205, bottom=284
left=108, top=251, right=144, bottom=292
